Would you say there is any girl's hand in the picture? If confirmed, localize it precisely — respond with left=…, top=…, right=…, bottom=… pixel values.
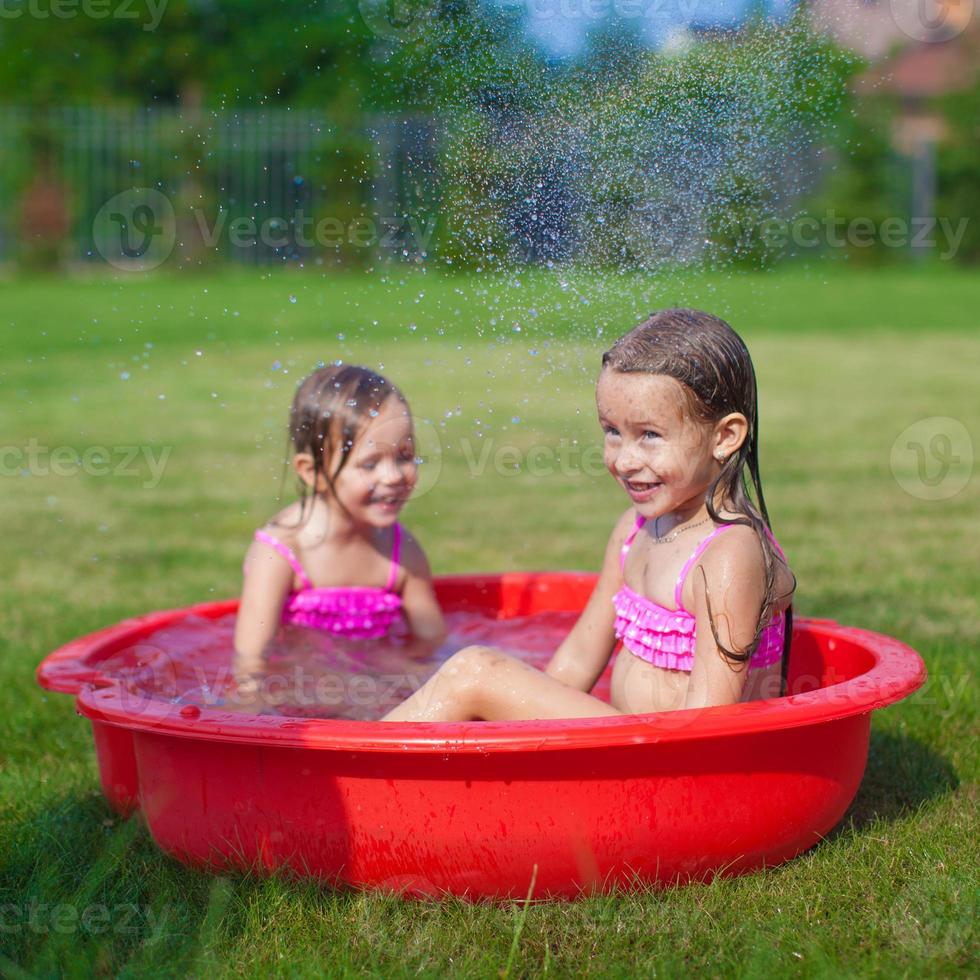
left=229, top=649, right=264, bottom=705
left=231, top=670, right=261, bottom=703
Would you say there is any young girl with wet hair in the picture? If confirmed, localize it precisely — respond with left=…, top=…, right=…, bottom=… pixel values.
left=233, top=364, right=445, bottom=686
left=383, top=309, right=795, bottom=722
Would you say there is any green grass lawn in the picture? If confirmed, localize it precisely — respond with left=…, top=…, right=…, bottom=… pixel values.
left=0, top=264, right=977, bottom=977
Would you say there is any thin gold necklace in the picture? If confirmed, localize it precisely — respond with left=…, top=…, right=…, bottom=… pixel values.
left=651, top=514, right=712, bottom=544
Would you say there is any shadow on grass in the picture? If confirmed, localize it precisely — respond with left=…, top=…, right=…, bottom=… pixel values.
left=0, top=789, right=391, bottom=976
left=832, top=729, right=958, bottom=838
left=0, top=790, right=214, bottom=976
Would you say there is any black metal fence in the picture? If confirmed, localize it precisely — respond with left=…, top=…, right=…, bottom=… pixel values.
left=0, top=106, right=440, bottom=268
left=1, top=104, right=845, bottom=270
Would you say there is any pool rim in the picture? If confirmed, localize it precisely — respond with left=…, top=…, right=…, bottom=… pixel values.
left=36, top=573, right=926, bottom=755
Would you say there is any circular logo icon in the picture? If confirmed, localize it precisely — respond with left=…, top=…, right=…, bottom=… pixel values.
left=93, top=188, right=176, bottom=272
left=890, top=416, right=973, bottom=501
left=408, top=415, right=444, bottom=500
left=889, top=0, right=974, bottom=43
left=358, top=0, right=436, bottom=41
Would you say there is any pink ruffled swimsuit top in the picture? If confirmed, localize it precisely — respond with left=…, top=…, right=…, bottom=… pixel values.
left=613, top=515, right=786, bottom=672
left=249, top=526, right=403, bottom=639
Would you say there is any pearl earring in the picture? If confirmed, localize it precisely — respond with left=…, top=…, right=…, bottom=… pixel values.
left=716, top=452, right=726, bottom=462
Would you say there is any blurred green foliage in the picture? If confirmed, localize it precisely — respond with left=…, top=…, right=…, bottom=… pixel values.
left=936, top=78, right=980, bottom=264
left=0, top=2, right=974, bottom=267
left=0, top=0, right=376, bottom=108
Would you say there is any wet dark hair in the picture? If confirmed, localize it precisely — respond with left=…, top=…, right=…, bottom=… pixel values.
left=602, top=308, right=795, bottom=691
left=286, top=364, right=408, bottom=522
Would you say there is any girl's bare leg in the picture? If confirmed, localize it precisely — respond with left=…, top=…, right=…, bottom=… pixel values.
left=380, top=645, right=623, bottom=722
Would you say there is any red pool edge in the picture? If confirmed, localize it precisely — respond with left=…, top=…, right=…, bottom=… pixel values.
left=35, top=572, right=928, bottom=900
left=37, top=574, right=926, bottom=753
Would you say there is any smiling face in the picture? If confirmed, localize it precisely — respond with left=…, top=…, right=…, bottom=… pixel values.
left=335, top=395, right=418, bottom=526
left=596, top=369, right=742, bottom=523
left=297, top=394, right=418, bottom=528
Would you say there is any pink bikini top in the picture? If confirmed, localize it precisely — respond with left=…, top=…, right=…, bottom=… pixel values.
left=613, top=515, right=785, bottom=672
left=247, top=526, right=404, bottom=639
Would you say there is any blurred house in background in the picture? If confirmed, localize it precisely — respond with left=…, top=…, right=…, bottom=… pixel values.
left=808, top=0, right=974, bottom=57
left=855, top=17, right=978, bottom=151
left=809, top=1, right=978, bottom=256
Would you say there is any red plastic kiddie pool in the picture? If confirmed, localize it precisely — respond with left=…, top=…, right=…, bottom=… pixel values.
left=36, top=572, right=925, bottom=900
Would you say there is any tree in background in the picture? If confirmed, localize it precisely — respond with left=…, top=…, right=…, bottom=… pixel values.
left=2, top=2, right=971, bottom=269
left=0, top=0, right=388, bottom=266
left=936, top=78, right=980, bottom=264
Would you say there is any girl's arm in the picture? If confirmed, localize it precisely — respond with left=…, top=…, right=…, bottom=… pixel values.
left=543, top=508, right=635, bottom=692
left=683, top=525, right=770, bottom=709
left=397, top=531, right=447, bottom=651
left=232, top=538, right=293, bottom=679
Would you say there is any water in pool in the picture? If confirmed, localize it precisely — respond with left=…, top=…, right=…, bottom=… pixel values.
left=99, top=610, right=581, bottom=720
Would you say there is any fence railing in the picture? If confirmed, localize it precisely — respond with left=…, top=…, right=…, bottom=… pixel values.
left=0, top=106, right=440, bottom=267
left=0, top=104, right=877, bottom=270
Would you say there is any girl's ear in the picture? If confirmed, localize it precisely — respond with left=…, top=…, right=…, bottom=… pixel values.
left=293, top=452, right=317, bottom=489
left=714, top=412, right=749, bottom=461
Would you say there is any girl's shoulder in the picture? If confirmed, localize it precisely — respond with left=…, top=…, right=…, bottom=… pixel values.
left=254, top=501, right=325, bottom=551
left=694, top=520, right=795, bottom=608
left=703, top=521, right=762, bottom=561
left=395, top=524, right=432, bottom=579
left=700, top=518, right=788, bottom=566
left=255, top=510, right=299, bottom=546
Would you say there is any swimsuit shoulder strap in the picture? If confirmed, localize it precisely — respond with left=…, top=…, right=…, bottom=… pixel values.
left=619, top=513, right=645, bottom=572
left=385, top=523, right=402, bottom=592
left=253, top=529, right=312, bottom=590
left=673, top=522, right=786, bottom=612
left=674, top=524, right=735, bottom=611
